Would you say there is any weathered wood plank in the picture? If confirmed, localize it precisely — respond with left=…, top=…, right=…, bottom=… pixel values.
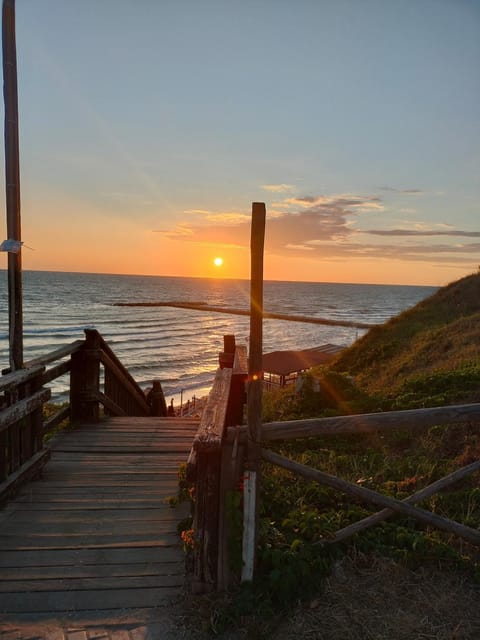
left=14, top=485, right=178, bottom=495
left=0, top=507, right=183, bottom=525
left=0, top=574, right=184, bottom=596
left=0, top=532, right=181, bottom=549
left=0, top=574, right=184, bottom=593
left=0, top=365, right=44, bottom=392
left=0, top=388, right=51, bottom=432
left=256, top=402, right=480, bottom=441
left=47, top=445, right=194, bottom=454
left=192, top=367, right=232, bottom=451
left=0, top=414, right=198, bottom=623
left=4, top=500, right=179, bottom=511
left=0, top=560, right=184, bottom=580
left=0, top=519, right=182, bottom=536
left=0, top=587, right=180, bottom=614
left=0, top=545, right=182, bottom=567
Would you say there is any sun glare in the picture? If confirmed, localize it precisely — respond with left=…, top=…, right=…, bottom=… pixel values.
left=214, top=257, right=223, bottom=267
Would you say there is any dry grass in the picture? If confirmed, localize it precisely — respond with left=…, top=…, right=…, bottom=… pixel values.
left=177, top=554, right=480, bottom=639
left=274, top=554, right=480, bottom=640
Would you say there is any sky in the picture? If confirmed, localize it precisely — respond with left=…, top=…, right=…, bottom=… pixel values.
left=0, top=0, right=479, bottom=286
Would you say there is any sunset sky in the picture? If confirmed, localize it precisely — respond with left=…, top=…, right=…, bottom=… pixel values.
left=0, top=0, right=479, bottom=286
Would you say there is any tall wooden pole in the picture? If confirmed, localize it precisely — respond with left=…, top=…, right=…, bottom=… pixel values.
left=242, top=202, right=266, bottom=582
left=2, top=0, right=23, bottom=370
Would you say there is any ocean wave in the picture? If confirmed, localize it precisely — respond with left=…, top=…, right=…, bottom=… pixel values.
left=1, top=271, right=437, bottom=400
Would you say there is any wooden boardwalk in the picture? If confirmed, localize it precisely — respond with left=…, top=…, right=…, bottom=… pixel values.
left=0, top=416, right=199, bottom=632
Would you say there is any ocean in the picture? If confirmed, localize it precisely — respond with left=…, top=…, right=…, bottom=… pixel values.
left=0, top=270, right=437, bottom=405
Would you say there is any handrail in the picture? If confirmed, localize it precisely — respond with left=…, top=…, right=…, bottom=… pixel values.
left=0, top=365, right=45, bottom=392
left=23, top=340, right=84, bottom=368
left=0, top=327, right=167, bottom=502
left=93, top=330, right=150, bottom=415
left=188, top=338, right=248, bottom=592
left=235, top=402, right=480, bottom=441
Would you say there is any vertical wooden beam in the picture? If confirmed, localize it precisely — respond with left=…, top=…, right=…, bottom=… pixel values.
left=2, top=0, right=23, bottom=370
left=242, top=202, right=266, bottom=582
left=70, top=330, right=101, bottom=423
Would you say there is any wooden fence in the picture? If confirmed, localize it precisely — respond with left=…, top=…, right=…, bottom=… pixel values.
left=188, top=389, right=480, bottom=591
left=3, top=323, right=479, bottom=592
left=0, top=328, right=167, bottom=503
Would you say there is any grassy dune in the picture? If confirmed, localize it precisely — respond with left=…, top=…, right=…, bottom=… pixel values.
left=330, top=272, right=480, bottom=406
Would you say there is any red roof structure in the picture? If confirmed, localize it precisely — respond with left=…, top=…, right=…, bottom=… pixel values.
left=262, top=344, right=344, bottom=387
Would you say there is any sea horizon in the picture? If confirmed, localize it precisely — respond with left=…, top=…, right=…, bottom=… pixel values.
left=1, top=270, right=438, bottom=406
left=0, top=267, right=444, bottom=289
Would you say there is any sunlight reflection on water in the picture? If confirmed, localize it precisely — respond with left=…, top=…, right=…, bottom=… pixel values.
left=0, top=271, right=437, bottom=404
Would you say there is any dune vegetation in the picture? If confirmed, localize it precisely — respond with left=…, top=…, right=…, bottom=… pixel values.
left=203, top=273, right=480, bottom=638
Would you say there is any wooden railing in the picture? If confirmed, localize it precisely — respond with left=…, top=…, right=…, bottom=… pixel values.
left=187, top=335, right=248, bottom=592
left=70, top=329, right=151, bottom=422
left=0, top=328, right=167, bottom=503
left=188, top=384, right=480, bottom=591
left=256, top=405, right=480, bottom=547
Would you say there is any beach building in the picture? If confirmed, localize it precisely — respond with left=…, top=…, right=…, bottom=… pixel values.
left=262, top=343, right=344, bottom=389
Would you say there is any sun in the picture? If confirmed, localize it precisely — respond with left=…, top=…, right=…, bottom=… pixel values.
left=213, top=257, right=223, bottom=267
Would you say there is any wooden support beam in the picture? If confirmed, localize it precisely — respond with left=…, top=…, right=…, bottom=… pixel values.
left=70, top=332, right=101, bottom=423
left=332, top=458, right=480, bottom=543
left=242, top=202, right=266, bottom=582
left=40, top=359, right=71, bottom=386
left=43, top=404, right=70, bottom=433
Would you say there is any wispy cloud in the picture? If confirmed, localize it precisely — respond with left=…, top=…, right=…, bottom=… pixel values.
left=153, top=224, right=193, bottom=238
left=183, top=208, right=251, bottom=224
left=284, top=194, right=384, bottom=211
left=366, top=229, right=480, bottom=237
left=261, top=184, right=295, bottom=193
left=380, top=187, right=424, bottom=195
left=154, top=190, right=479, bottom=268
left=285, top=243, right=315, bottom=251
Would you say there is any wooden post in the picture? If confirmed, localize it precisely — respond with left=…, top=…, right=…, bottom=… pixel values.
left=219, top=334, right=236, bottom=369
left=70, top=330, right=101, bottom=423
left=2, top=0, right=23, bottom=370
left=149, top=379, right=167, bottom=416
left=242, top=202, right=266, bottom=582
